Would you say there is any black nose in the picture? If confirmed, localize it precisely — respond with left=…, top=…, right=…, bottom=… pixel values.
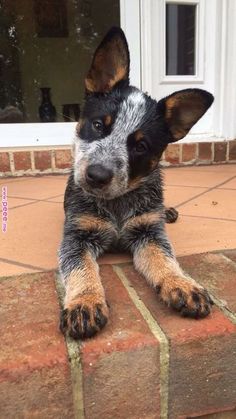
left=86, top=164, right=113, bottom=188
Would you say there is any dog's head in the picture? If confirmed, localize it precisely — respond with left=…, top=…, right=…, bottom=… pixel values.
left=74, top=27, right=214, bottom=199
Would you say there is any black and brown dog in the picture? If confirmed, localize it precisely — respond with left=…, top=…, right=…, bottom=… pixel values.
left=59, top=27, right=214, bottom=339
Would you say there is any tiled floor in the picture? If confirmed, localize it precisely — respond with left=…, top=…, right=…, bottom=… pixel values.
left=0, top=164, right=236, bottom=276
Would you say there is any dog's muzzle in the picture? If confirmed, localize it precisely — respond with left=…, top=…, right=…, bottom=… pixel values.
left=85, top=164, right=113, bottom=189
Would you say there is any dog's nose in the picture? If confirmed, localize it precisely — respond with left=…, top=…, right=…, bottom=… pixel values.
left=86, top=164, right=113, bottom=188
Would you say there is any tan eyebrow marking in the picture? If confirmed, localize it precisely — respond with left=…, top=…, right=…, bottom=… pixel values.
left=134, top=129, right=144, bottom=142
left=104, top=115, right=112, bottom=126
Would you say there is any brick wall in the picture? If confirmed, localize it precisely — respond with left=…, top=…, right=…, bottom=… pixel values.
left=162, top=140, right=236, bottom=167
left=0, top=147, right=72, bottom=177
left=0, top=140, right=236, bottom=177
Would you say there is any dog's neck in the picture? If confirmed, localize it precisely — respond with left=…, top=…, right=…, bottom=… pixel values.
left=87, top=167, right=164, bottom=223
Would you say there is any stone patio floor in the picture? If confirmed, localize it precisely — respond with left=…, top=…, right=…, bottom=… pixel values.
left=1, top=164, right=236, bottom=275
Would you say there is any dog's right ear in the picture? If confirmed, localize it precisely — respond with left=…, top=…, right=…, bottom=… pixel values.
left=85, top=27, right=130, bottom=94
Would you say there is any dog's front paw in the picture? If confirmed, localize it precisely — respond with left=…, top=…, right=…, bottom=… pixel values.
left=60, top=294, right=109, bottom=339
left=161, top=278, right=214, bottom=319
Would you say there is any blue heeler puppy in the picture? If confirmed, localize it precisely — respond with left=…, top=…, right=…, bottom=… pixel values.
left=59, top=27, right=214, bottom=339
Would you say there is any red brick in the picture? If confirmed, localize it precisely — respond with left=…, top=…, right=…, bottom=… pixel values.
left=123, top=263, right=236, bottom=419
left=81, top=264, right=160, bottom=419
left=0, top=152, right=10, bottom=172
left=55, top=149, right=72, bottom=169
left=0, top=272, right=74, bottom=418
left=34, top=150, right=52, bottom=171
left=229, top=141, right=236, bottom=161
left=180, top=252, right=236, bottom=314
left=165, top=144, right=180, bottom=164
left=14, top=151, right=31, bottom=171
left=214, top=142, right=227, bottom=162
left=182, top=143, right=196, bottom=162
left=199, top=142, right=212, bottom=160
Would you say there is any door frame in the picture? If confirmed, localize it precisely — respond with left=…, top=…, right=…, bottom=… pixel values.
left=139, top=0, right=236, bottom=141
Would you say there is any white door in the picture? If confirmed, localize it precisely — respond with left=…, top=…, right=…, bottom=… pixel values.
left=140, top=0, right=218, bottom=139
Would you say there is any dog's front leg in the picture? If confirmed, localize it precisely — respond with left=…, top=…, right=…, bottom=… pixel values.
left=124, top=215, right=213, bottom=318
left=59, top=214, right=116, bottom=339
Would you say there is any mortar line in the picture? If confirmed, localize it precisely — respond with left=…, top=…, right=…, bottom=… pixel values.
left=219, top=253, right=236, bottom=268
left=0, top=201, right=43, bottom=212
left=211, top=295, right=236, bottom=325
left=7, top=193, right=64, bottom=201
left=113, top=265, right=169, bottom=419
left=55, top=272, right=85, bottom=419
left=166, top=184, right=236, bottom=190
left=0, top=195, right=64, bottom=213
left=175, top=175, right=236, bottom=209
left=0, top=177, right=33, bottom=185
left=0, top=256, right=46, bottom=272
left=165, top=184, right=208, bottom=189
left=179, top=214, right=236, bottom=223
left=211, top=253, right=236, bottom=325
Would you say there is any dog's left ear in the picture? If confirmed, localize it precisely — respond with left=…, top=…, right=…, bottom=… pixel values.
left=85, top=27, right=130, bottom=94
left=159, top=89, right=214, bottom=142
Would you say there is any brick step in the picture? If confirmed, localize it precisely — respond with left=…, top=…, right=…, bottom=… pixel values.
left=0, top=251, right=236, bottom=418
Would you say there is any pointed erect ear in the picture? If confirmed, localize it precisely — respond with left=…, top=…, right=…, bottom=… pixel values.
left=160, top=89, right=214, bottom=142
left=85, top=27, right=130, bottom=93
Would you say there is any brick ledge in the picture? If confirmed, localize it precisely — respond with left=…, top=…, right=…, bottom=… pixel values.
left=1, top=249, right=236, bottom=418
left=1, top=140, right=236, bottom=177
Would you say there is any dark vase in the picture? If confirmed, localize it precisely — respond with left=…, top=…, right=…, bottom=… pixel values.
left=39, top=87, right=56, bottom=122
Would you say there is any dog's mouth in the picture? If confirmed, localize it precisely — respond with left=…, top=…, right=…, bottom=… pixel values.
left=79, top=181, right=120, bottom=200
left=79, top=177, right=130, bottom=200
left=81, top=179, right=146, bottom=201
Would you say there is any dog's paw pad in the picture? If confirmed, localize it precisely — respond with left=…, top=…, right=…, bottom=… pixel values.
left=168, top=286, right=213, bottom=319
left=60, top=296, right=108, bottom=339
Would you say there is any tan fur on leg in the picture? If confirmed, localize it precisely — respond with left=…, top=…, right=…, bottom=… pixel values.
left=134, top=243, right=192, bottom=291
left=61, top=252, right=108, bottom=339
left=64, top=252, right=105, bottom=306
left=134, top=243, right=213, bottom=318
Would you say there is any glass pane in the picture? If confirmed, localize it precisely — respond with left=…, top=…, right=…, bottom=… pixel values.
left=166, top=3, right=196, bottom=76
left=0, top=0, right=120, bottom=123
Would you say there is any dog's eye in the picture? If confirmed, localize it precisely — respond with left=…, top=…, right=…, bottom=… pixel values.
left=135, top=141, right=148, bottom=153
left=92, top=120, right=103, bottom=132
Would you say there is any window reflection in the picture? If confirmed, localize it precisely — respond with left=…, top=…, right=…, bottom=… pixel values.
left=0, top=0, right=120, bottom=123
left=166, top=3, right=196, bottom=76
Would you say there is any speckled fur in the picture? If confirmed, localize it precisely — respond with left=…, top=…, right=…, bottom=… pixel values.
left=58, top=27, right=214, bottom=340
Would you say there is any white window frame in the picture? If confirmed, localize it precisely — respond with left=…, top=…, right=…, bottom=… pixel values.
left=140, top=0, right=205, bottom=92
left=161, top=0, right=204, bottom=84
left=0, top=122, right=76, bottom=148
left=0, top=0, right=141, bottom=148
left=120, top=0, right=141, bottom=89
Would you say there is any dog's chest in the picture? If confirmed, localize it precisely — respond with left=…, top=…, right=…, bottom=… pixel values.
left=97, top=185, right=163, bottom=230
left=98, top=196, right=135, bottom=230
